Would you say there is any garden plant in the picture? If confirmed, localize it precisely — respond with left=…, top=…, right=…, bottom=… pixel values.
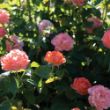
left=0, top=0, right=110, bottom=110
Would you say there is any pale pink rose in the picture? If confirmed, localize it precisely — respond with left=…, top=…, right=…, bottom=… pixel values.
left=51, top=33, right=75, bottom=51
left=0, top=49, right=30, bottom=71
left=6, top=35, right=24, bottom=52
left=38, top=19, right=53, bottom=33
left=101, top=30, right=110, bottom=48
left=0, top=27, right=6, bottom=38
left=71, top=0, right=85, bottom=6
left=86, top=17, right=102, bottom=33
left=88, top=85, right=110, bottom=110
left=0, top=9, right=10, bottom=24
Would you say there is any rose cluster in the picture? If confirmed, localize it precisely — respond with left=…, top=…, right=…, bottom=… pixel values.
left=1, top=3, right=110, bottom=110
left=0, top=9, right=29, bottom=71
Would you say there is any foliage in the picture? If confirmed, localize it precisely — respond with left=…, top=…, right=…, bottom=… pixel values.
left=0, top=0, right=110, bottom=110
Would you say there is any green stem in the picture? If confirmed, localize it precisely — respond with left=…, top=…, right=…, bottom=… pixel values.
left=49, top=65, right=54, bottom=77
left=103, top=0, right=107, bottom=22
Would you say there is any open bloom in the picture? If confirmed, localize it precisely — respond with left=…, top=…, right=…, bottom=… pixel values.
left=0, top=9, right=10, bottom=24
left=71, top=77, right=92, bottom=95
left=101, top=30, right=110, bottom=48
left=0, top=27, right=6, bottom=38
left=6, top=35, right=24, bottom=52
left=38, top=19, right=53, bottom=33
left=71, top=0, right=85, bottom=6
left=51, top=33, right=75, bottom=51
left=0, top=49, right=30, bottom=71
left=88, top=85, right=110, bottom=110
left=44, top=51, right=66, bottom=66
left=86, top=17, right=102, bottom=33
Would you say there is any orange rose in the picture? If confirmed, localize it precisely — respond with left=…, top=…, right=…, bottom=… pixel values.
left=71, top=77, right=92, bottom=95
left=44, top=51, right=66, bottom=66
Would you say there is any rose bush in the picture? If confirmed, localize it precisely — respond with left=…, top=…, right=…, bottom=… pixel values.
left=0, top=0, right=110, bottom=110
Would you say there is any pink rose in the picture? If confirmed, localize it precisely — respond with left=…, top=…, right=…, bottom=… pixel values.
left=0, top=49, right=30, bottom=71
left=38, top=19, right=53, bottom=33
left=86, top=17, right=102, bottom=33
left=0, top=9, right=10, bottom=24
left=88, top=85, right=110, bottom=110
left=71, top=0, right=85, bottom=6
left=6, top=35, right=24, bottom=52
left=0, top=27, right=6, bottom=38
left=51, top=33, right=75, bottom=51
left=87, top=17, right=102, bottom=28
left=101, top=30, right=110, bottom=48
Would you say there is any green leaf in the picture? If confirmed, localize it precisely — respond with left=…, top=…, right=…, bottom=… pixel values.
left=45, top=76, right=60, bottom=84
left=51, top=96, right=70, bottom=110
left=94, top=0, right=102, bottom=5
left=31, top=61, right=40, bottom=68
left=23, top=89, right=36, bottom=105
left=0, top=76, right=17, bottom=95
left=35, top=65, right=51, bottom=78
left=7, top=77, right=18, bottom=95
left=0, top=0, right=4, bottom=3
left=0, top=100, right=11, bottom=110
left=38, top=79, right=43, bottom=88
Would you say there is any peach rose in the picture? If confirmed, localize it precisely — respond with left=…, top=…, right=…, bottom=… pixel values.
left=88, top=85, right=110, bottom=110
left=0, top=49, right=30, bottom=71
left=101, top=30, right=110, bottom=48
left=0, top=9, right=10, bottom=24
left=44, top=51, right=66, bottom=66
left=71, top=77, right=92, bottom=95
left=0, top=27, right=6, bottom=38
left=51, top=33, right=75, bottom=51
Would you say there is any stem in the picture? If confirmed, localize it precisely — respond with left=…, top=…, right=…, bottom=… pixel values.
left=20, top=71, right=26, bottom=79
left=49, top=65, right=54, bottom=77
left=103, top=0, right=107, bottom=22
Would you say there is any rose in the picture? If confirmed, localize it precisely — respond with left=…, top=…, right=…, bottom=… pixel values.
left=51, top=33, right=75, bottom=51
left=44, top=51, right=66, bottom=66
left=88, top=85, right=110, bottom=110
left=71, top=0, right=85, bottom=6
left=101, top=30, right=110, bottom=48
left=1, top=49, right=30, bottom=71
left=0, top=9, right=10, bottom=24
left=71, top=77, right=92, bottom=95
left=0, top=27, right=6, bottom=38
